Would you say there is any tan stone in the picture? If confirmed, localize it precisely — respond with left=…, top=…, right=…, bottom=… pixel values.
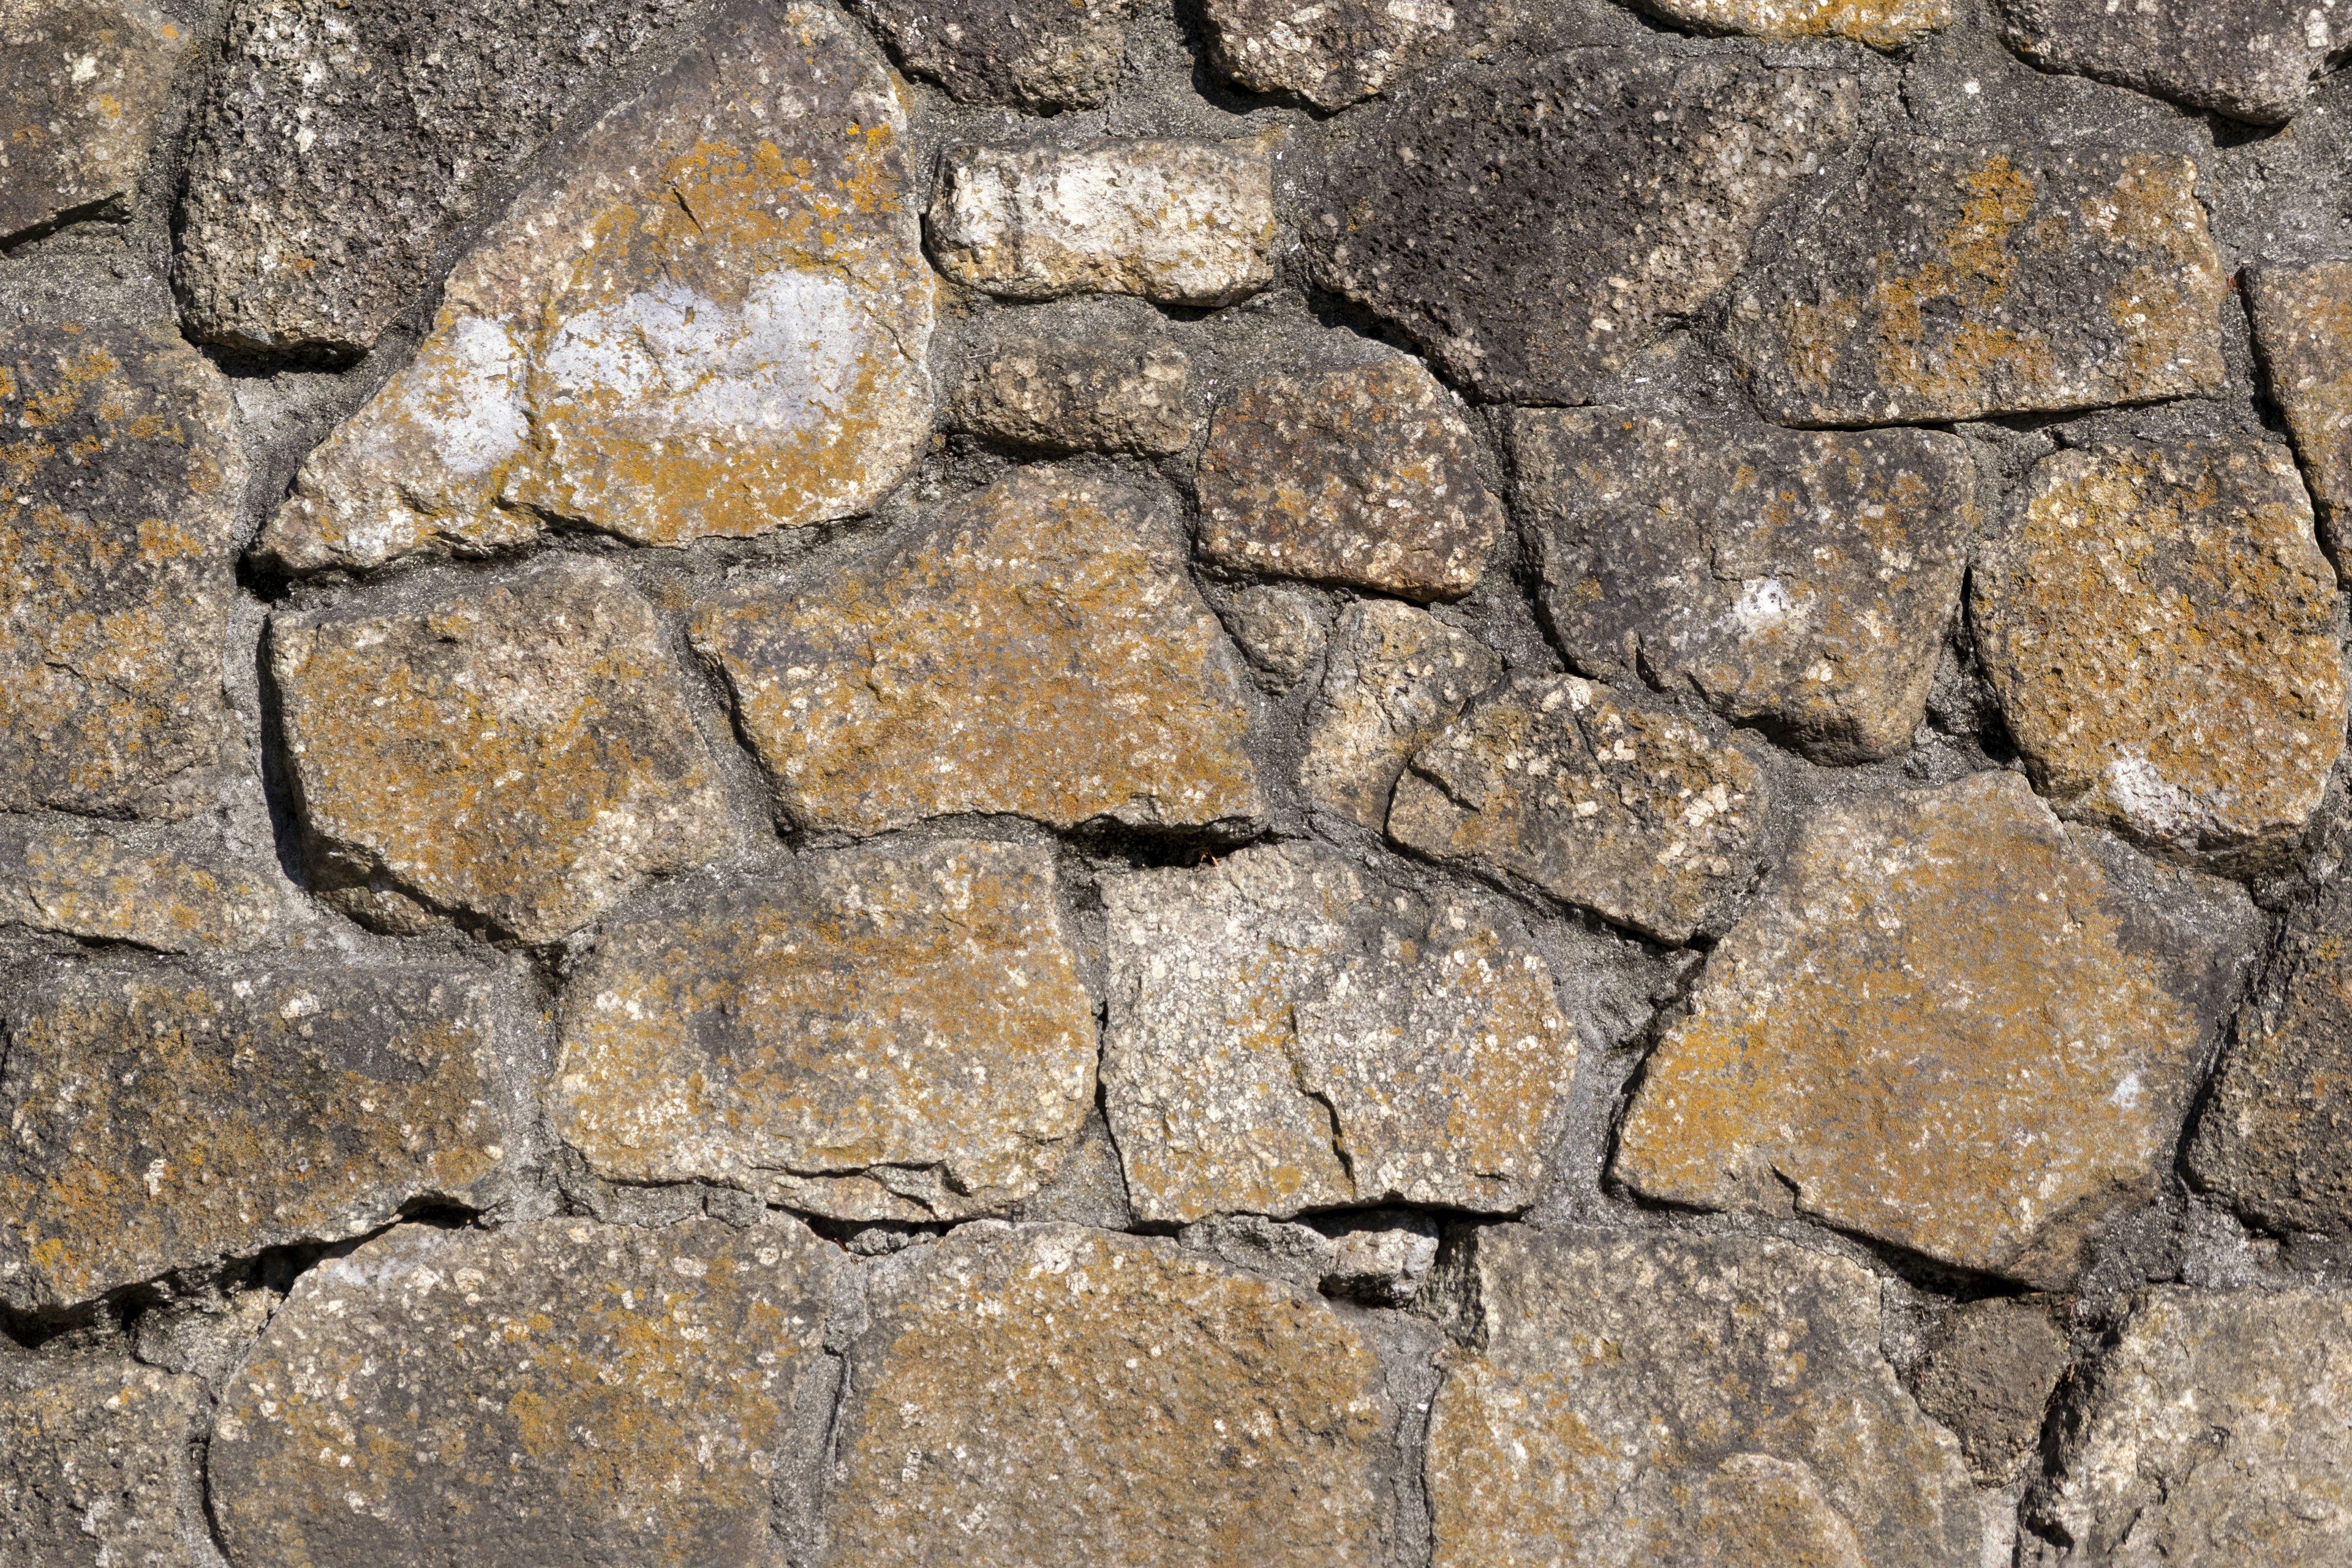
left=0, top=814, right=284, bottom=952
left=953, top=301, right=1197, bottom=454
left=694, top=470, right=1263, bottom=836
left=255, top=0, right=934, bottom=572
left=0, top=0, right=186, bottom=241
left=2247, top=261, right=2352, bottom=572
left=1971, top=436, right=2345, bottom=870
left=1200, top=0, right=1521, bottom=110
left=1633, top=0, right=1948, bottom=46
left=0, top=1354, right=207, bottom=1568
left=1301, top=600, right=1501, bottom=829
left=825, top=1224, right=1387, bottom=1568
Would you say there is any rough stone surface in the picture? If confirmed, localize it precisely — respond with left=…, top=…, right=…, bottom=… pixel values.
left=1729, top=142, right=2228, bottom=426
left=1521, top=408, right=1975, bottom=763
left=1, top=315, right=244, bottom=820
left=0, top=956, right=526, bottom=1312
left=1199, top=0, right=1518, bottom=110
left=210, top=1215, right=840, bottom=1568
left=2247, top=260, right=2352, bottom=570
left=0, top=815, right=284, bottom=951
left=556, top=839, right=1096, bottom=1222
left=1102, top=842, right=1577, bottom=1223
left=1390, top=674, right=1768, bottom=944
left=1997, top=0, right=2342, bottom=125
left=1300, top=600, right=1501, bottom=829
left=851, top=0, right=1131, bottom=110
left=1908, top=1298, right=2072, bottom=1483
left=2030, top=1286, right=2352, bottom=1566
left=1971, top=436, right=2345, bottom=870
left=0, top=0, right=186, bottom=242
left=1427, top=1226, right=1980, bottom=1568
left=1631, top=0, right=1948, bottom=47
left=254, top=0, right=935, bottom=571
left=1310, top=52, right=1857, bottom=402
left=929, top=138, right=1277, bottom=307
left=952, top=301, right=1196, bottom=454
left=0, top=1353, right=206, bottom=1568
left=1198, top=358, right=1504, bottom=602
left=1615, top=772, right=2256, bottom=1286
left=826, top=1224, right=1388, bottom=1568
left=695, top=470, right=1263, bottom=837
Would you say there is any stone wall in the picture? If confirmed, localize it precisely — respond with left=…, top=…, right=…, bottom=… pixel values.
left=3, top=0, right=2350, bottom=1562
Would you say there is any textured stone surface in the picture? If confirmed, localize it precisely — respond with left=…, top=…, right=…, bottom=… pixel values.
left=1909, top=1298, right=2071, bottom=1483
left=695, top=470, right=1263, bottom=836
left=1390, top=674, right=1768, bottom=944
left=1971, top=437, right=2344, bottom=870
left=1310, top=52, right=1856, bottom=402
left=211, top=1215, right=840, bottom=1568
left=0, top=0, right=186, bottom=241
left=1427, top=1226, right=1980, bottom=1568
left=0, top=1353, right=206, bottom=1568
left=1729, top=143, right=2228, bottom=426
left=929, top=138, right=1277, bottom=307
left=1522, top=408, right=1975, bottom=763
left=254, top=0, right=934, bottom=571
left=1300, top=600, right=1501, bottom=829
left=1615, top=772, right=2255, bottom=1286
left=0, top=815, right=284, bottom=952
left=0, top=957, right=526, bottom=1312
left=2248, top=260, right=2352, bottom=570
left=1997, top=0, right=2341, bottom=124
left=952, top=302, right=1196, bottom=454
left=1199, top=358, right=1503, bottom=602
left=1221, top=584, right=1327, bottom=688
left=1200, top=0, right=1517, bottom=110
left=851, top=0, right=1130, bottom=110
left=1632, top=0, right=1948, bottom=47
left=557, top=839, right=1096, bottom=1222
left=1102, top=842, right=1577, bottom=1223
left=1, top=316, right=243, bottom=820
left=826, top=1224, right=1387, bottom=1568
left=2031, top=1287, right=2352, bottom=1566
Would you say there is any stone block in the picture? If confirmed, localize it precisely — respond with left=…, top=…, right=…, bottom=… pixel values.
left=952, top=301, right=1196, bottom=454
left=0, top=0, right=186, bottom=242
left=0, top=1353, right=206, bottom=1568
left=1300, top=600, right=1501, bottom=829
left=851, top=0, right=1130, bottom=110
left=2247, top=259, right=2352, bottom=571
left=1997, top=0, right=2340, bottom=124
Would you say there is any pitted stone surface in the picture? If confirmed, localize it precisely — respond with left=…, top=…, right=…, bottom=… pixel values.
left=1909, top=1298, right=2073, bottom=1483
left=1971, top=436, right=2344, bottom=870
left=851, top=0, right=1130, bottom=110
left=0, top=0, right=186, bottom=242
left=1615, top=772, right=2254, bottom=1286
left=1199, top=358, right=1504, bottom=601
left=952, top=302, right=1196, bottom=454
left=0, top=1353, right=206, bottom=1568
left=1300, top=600, right=1502, bottom=829
left=929, top=138, right=1276, bottom=307
left=254, top=0, right=935, bottom=571
left=1522, top=408, right=1975, bottom=763
left=1389, top=674, right=1768, bottom=944
left=1222, top=584, right=1329, bottom=688
left=1631, top=0, right=1948, bottom=47
left=826, top=1224, right=1387, bottom=1568
left=1, top=316, right=243, bottom=820
left=1997, top=0, right=2341, bottom=124
left=209, top=1216, right=840, bottom=1568
left=1102, top=842, right=1577, bottom=1223
left=695, top=470, right=1264, bottom=837
left=1729, top=142, right=2227, bottom=426
left=1427, top=1226, right=1980, bottom=1568
left=1199, top=0, right=1518, bottom=110
left=556, top=839, right=1096, bottom=1223
left=0, top=815, right=284, bottom=952
left=1309, top=52, right=1856, bottom=402
left=0, top=956, right=526, bottom=1312
left=2248, top=261, right=2352, bottom=570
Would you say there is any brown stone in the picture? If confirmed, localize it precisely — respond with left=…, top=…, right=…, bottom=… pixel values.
left=1300, top=600, right=1501, bottom=829
left=851, top=0, right=1131, bottom=111
left=0, top=0, right=185, bottom=241
left=1199, top=0, right=1521, bottom=110
left=2248, top=260, right=2352, bottom=572
left=952, top=301, right=1197, bottom=455
left=1631, top=0, right=1948, bottom=47
left=0, top=1352, right=207, bottom=1568
left=1909, top=1298, right=2072, bottom=1483
left=694, top=470, right=1263, bottom=837
left=273, top=556, right=728, bottom=943
left=0, top=814, right=285, bottom=952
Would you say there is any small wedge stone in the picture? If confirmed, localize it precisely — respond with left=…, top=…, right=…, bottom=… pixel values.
left=1300, top=601, right=1502, bottom=829
left=1909, top=1298, right=2073, bottom=1483
left=2247, top=260, right=2352, bottom=571
left=851, top=0, right=1131, bottom=110
left=0, top=0, right=186, bottom=242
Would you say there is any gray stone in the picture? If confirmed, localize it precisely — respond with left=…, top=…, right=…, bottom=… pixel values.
left=851, top=0, right=1131, bottom=110
left=0, top=1352, right=207, bottom=1568
left=1308, top=51, right=1856, bottom=402
left=1908, top=1298, right=2072, bottom=1483
left=0, top=814, right=286, bottom=952
left=2247, top=260, right=2352, bottom=571
left=1997, top=0, right=2341, bottom=125
left=952, top=302, right=1196, bottom=454
left=1300, top=600, right=1501, bottom=829
left=0, top=0, right=186, bottom=242
left=1317, top=1212, right=1441, bottom=1305
left=1200, top=0, right=1521, bottom=110
left=1219, top=584, right=1328, bottom=689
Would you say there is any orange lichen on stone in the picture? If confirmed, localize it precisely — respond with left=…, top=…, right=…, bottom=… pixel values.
left=0, top=815, right=284, bottom=952
left=1634, top=0, right=1949, bottom=48
left=0, top=0, right=186, bottom=241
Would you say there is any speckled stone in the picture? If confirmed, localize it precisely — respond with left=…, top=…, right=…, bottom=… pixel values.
left=2247, top=260, right=2352, bottom=571
left=1909, top=1298, right=2073, bottom=1483
left=1300, top=600, right=1502, bottom=829
left=0, top=1352, right=207, bottom=1568
left=1219, top=584, right=1329, bottom=689
left=952, top=301, right=1196, bottom=454
left=0, top=0, right=187, bottom=242
left=1996, top=0, right=2342, bottom=124
left=1199, top=0, right=1522, bottom=110
left=851, top=0, right=1131, bottom=110
left=1631, top=0, right=1948, bottom=47
left=0, top=815, right=285, bottom=952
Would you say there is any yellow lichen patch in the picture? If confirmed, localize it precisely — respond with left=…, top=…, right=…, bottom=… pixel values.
left=1636, top=0, right=1949, bottom=49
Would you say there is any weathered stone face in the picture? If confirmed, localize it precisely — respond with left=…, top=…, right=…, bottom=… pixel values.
left=556, top=839, right=1096, bottom=1223
left=0, top=957, right=527, bottom=1313
left=1199, top=359, right=1504, bottom=602
left=1199, top=0, right=1517, bottom=110
left=1221, top=584, right=1328, bottom=689
left=851, top=0, right=1130, bottom=110
left=826, top=1224, right=1388, bottom=1568
left=694, top=470, right=1264, bottom=837
left=952, top=301, right=1196, bottom=454
left=1522, top=409, right=1975, bottom=763
left=0, top=0, right=186, bottom=242
left=1629, top=0, right=1948, bottom=47
left=1426, top=1226, right=1980, bottom=1568
left=1971, top=437, right=2345, bottom=870
left=1908, top=1298, right=2073, bottom=1483
left=0, top=815, right=284, bottom=952
left=1300, top=600, right=1502, bottom=829
left=2247, top=261, right=2352, bottom=571
left=254, top=0, right=935, bottom=571
left=1, top=316, right=243, bottom=820
left=1728, top=142, right=2228, bottom=426
left=209, top=1216, right=840, bottom=1568
left=1996, top=0, right=2339, bottom=124
left=0, top=1354, right=207, bottom=1568
left=1308, top=52, right=1856, bottom=402
left=1615, top=772, right=2256, bottom=1286
left=1389, top=674, right=1767, bottom=944
left=1102, top=842, right=1577, bottom=1223
left=273, top=557, right=726, bottom=942
left=2031, top=1287, right=2352, bottom=1566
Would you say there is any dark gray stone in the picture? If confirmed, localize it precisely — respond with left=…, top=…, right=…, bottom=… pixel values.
left=1908, top=1298, right=2071, bottom=1483
left=1997, top=0, right=2340, bottom=125
left=0, top=1352, right=208, bottom=1568
left=952, top=301, right=1195, bottom=454
left=0, top=0, right=186, bottom=242
left=851, top=0, right=1130, bottom=110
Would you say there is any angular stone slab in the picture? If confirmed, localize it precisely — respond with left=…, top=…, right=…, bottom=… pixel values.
left=273, top=556, right=728, bottom=942
left=1615, top=772, right=2258, bottom=1286
left=1300, top=600, right=1502, bottom=829
left=2247, top=260, right=2352, bottom=571
left=1630, top=0, right=1948, bottom=48
left=851, top=0, right=1130, bottom=110
left=1200, top=0, right=1520, bottom=110
left=1521, top=408, right=1975, bottom=763
left=1390, top=674, right=1768, bottom=944
left=1102, top=842, right=1577, bottom=1223
left=1728, top=142, right=2228, bottom=426
left=1199, top=358, right=1504, bottom=601
left=1909, top=1298, right=2073, bottom=1483
left=255, top=0, right=935, bottom=571
left=0, top=814, right=285, bottom=952
left=0, top=1353, right=207, bottom=1568
left=557, top=839, right=1096, bottom=1223
left=210, top=1216, right=840, bottom=1568
left=1309, top=51, right=1856, bottom=402
left=0, top=956, right=529, bottom=1312
left=826, top=1224, right=1387, bottom=1568
left=1, top=316, right=244, bottom=820
left=1972, top=436, right=2344, bottom=870
left=1997, top=0, right=2340, bottom=125
left=1427, top=1227, right=1979, bottom=1568
left=952, top=301, right=1197, bottom=454
left=0, top=0, right=186, bottom=241
left=694, top=470, right=1263, bottom=837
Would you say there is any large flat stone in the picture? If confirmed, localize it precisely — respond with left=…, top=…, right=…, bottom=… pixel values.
left=0, top=0, right=186, bottom=241
left=1300, top=600, right=1502, bottom=829
left=0, top=1353, right=207, bottom=1568
left=2247, top=260, right=2352, bottom=572
left=1308, top=51, right=1856, bottom=402
left=254, top=0, right=935, bottom=571
left=0, top=814, right=285, bottom=952
left=1630, top=0, right=1948, bottom=47
left=1997, top=0, right=2340, bottom=124
left=1200, top=0, right=1520, bottom=110
left=1521, top=408, right=1975, bottom=763
left=694, top=470, right=1263, bottom=837
left=851, top=0, right=1130, bottom=110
